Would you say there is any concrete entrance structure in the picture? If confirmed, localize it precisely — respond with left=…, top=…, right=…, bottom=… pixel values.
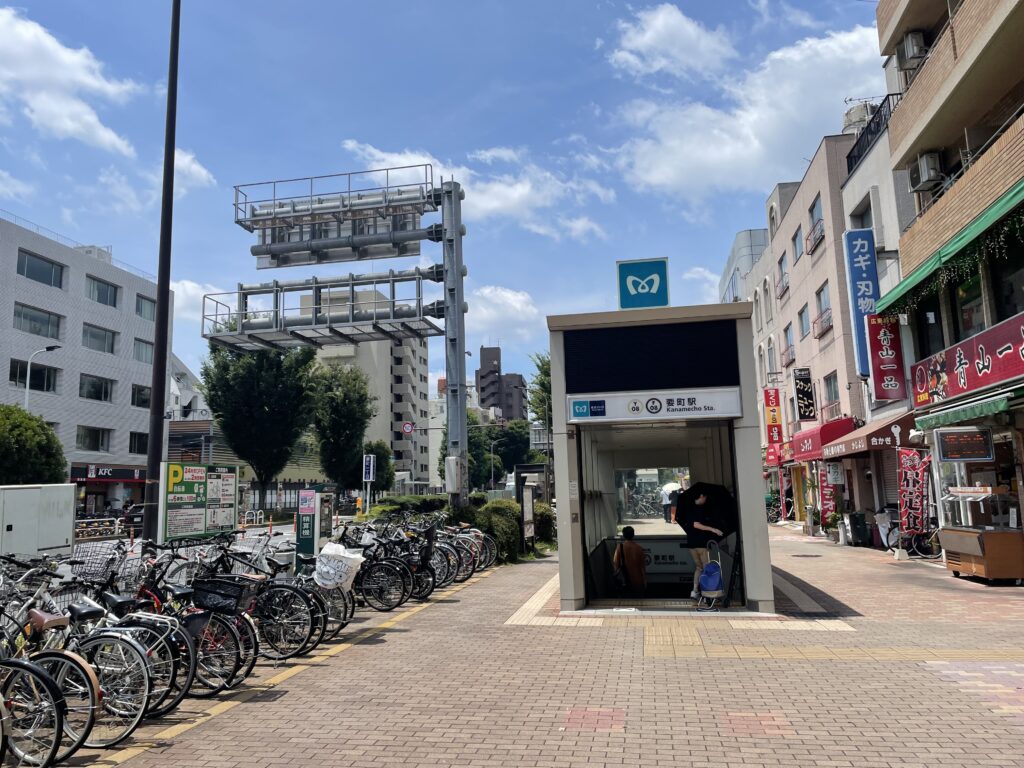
left=548, top=303, right=774, bottom=612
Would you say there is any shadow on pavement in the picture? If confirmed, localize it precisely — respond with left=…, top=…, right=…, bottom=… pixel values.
left=772, top=566, right=862, bottom=619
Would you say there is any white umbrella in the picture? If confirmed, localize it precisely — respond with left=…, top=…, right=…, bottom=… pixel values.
left=662, top=482, right=681, bottom=493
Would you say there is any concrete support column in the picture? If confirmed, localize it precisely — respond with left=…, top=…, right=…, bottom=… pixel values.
left=734, top=422, right=775, bottom=612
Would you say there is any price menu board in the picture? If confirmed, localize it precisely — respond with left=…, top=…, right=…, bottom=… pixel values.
left=935, top=428, right=995, bottom=463
left=162, top=463, right=239, bottom=541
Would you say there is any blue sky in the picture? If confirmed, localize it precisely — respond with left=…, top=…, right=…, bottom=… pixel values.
left=0, top=1, right=884, bottom=389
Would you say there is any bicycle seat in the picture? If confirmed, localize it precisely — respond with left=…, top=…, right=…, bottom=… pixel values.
left=67, top=602, right=105, bottom=624
left=295, top=553, right=317, bottom=566
left=266, top=557, right=291, bottom=573
left=27, top=608, right=70, bottom=632
left=165, top=583, right=194, bottom=601
left=100, top=592, right=138, bottom=616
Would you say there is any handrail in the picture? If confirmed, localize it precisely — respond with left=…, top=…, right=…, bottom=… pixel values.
left=812, top=308, right=833, bottom=338
left=805, top=218, right=825, bottom=255
left=775, top=272, right=790, bottom=300
left=781, top=345, right=796, bottom=367
left=846, top=94, right=902, bottom=174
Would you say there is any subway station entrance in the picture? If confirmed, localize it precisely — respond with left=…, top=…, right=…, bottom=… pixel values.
left=549, top=304, right=774, bottom=612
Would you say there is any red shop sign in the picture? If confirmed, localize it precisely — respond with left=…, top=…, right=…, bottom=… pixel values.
left=911, top=310, right=1024, bottom=408
left=818, top=466, right=836, bottom=520
left=897, top=448, right=931, bottom=533
left=866, top=315, right=907, bottom=401
left=763, top=388, right=783, bottom=444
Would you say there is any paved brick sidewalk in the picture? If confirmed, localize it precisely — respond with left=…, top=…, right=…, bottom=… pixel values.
left=103, top=532, right=1024, bottom=768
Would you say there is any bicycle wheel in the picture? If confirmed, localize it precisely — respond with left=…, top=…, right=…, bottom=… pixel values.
left=30, top=650, right=99, bottom=763
left=453, top=541, right=477, bottom=583
left=359, top=562, right=405, bottom=612
left=79, top=632, right=151, bottom=749
left=225, top=614, right=259, bottom=689
left=253, top=585, right=314, bottom=660
left=482, top=535, right=498, bottom=569
left=429, top=549, right=450, bottom=585
left=297, top=589, right=328, bottom=654
left=147, top=627, right=196, bottom=719
left=315, top=585, right=349, bottom=641
left=0, top=658, right=65, bottom=767
left=885, top=525, right=902, bottom=552
left=911, top=531, right=943, bottom=559
left=190, top=614, right=241, bottom=698
left=117, top=624, right=179, bottom=716
left=411, top=564, right=436, bottom=602
left=382, top=558, right=414, bottom=605
left=438, top=544, right=460, bottom=588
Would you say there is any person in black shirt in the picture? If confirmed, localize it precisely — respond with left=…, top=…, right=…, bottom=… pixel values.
left=675, top=489, right=724, bottom=599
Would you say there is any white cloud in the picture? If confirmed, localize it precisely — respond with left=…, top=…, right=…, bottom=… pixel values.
left=171, top=279, right=225, bottom=322
left=60, top=207, right=75, bottom=227
left=342, top=139, right=612, bottom=240
left=0, top=169, right=33, bottom=201
left=594, top=37, right=605, bottom=51
left=681, top=267, right=720, bottom=304
left=0, top=8, right=139, bottom=156
left=467, top=146, right=524, bottom=165
left=748, top=0, right=823, bottom=29
left=467, top=285, right=543, bottom=342
left=615, top=26, right=884, bottom=205
left=526, top=215, right=606, bottom=242
left=609, top=4, right=736, bottom=81
left=174, top=148, right=216, bottom=196
left=94, top=166, right=144, bottom=215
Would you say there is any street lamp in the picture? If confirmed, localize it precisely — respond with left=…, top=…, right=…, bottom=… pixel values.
left=24, top=345, right=60, bottom=410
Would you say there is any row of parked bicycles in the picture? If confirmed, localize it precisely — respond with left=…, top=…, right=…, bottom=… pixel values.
left=0, top=511, right=496, bottom=766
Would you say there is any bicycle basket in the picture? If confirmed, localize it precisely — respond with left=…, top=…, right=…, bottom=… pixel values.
left=191, top=577, right=254, bottom=614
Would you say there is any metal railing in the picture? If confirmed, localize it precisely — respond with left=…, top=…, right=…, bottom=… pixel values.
left=812, top=308, right=833, bottom=338
left=781, top=345, right=796, bottom=367
left=820, top=400, right=843, bottom=422
left=805, top=218, right=825, bottom=255
left=775, top=272, right=790, bottom=300
left=168, top=408, right=212, bottom=421
left=846, top=94, right=902, bottom=173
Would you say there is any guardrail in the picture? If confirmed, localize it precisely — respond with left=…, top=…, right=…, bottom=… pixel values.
left=812, top=308, right=833, bottom=338
left=775, top=272, right=790, bottom=300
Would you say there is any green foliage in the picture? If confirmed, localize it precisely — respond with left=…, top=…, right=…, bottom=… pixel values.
left=310, top=364, right=377, bottom=489
left=362, top=440, right=395, bottom=494
left=494, top=420, right=531, bottom=473
left=533, top=502, right=556, bottom=542
left=468, top=492, right=488, bottom=508
left=480, top=499, right=521, bottom=562
left=0, top=405, right=66, bottom=485
left=528, top=352, right=551, bottom=428
left=201, top=346, right=316, bottom=508
left=482, top=498, right=520, bottom=521
left=379, top=494, right=448, bottom=513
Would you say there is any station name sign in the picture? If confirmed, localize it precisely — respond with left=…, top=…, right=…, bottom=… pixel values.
left=567, top=387, right=742, bottom=424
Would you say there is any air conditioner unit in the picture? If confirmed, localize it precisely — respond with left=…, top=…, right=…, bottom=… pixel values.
left=909, top=153, right=943, bottom=193
left=897, top=31, right=928, bottom=70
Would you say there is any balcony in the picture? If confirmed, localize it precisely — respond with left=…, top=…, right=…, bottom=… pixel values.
left=805, top=219, right=825, bottom=255
left=820, top=401, right=843, bottom=422
left=775, top=272, right=790, bottom=300
left=847, top=94, right=902, bottom=174
left=899, top=104, right=1024, bottom=275
left=812, top=308, right=833, bottom=338
left=781, top=345, right=796, bottom=367
left=888, top=0, right=1024, bottom=168
left=876, top=0, right=951, bottom=59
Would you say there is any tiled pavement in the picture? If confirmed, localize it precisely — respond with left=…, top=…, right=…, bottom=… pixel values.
left=93, top=529, right=1024, bottom=768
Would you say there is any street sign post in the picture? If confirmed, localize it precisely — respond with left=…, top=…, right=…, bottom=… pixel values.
left=617, top=258, right=669, bottom=310
left=402, top=422, right=414, bottom=436
left=362, top=454, right=376, bottom=514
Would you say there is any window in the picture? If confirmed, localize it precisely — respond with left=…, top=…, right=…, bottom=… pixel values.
left=79, top=373, right=114, bottom=402
left=17, top=250, right=64, bottom=288
left=777, top=253, right=788, bottom=278
left=754, top=293, right=762, bottom=331
left=824, top=372, right=840, bottom=404
left=767, top=338, right=777, bottom=374
left=76, top=426, right=111, bottom=452
left=816, top=282, right=831, bottom=314
left=768, top=205, right=779, bottom=237
left=784, top=324, right=794, bottom=349
left=758, top=347, right=765, bottom=386
left=914, top=293, right=945, bottom=358
left=762, top=281, right=772, bottom=321
left=134, top=339, right=154, bottom=365
left=950, top=273, right=985, bottom=341
left=136, top=295, right=156, bottom=321
left=131, top=384, right=152, bottom=409
left=14, top=303, right=61, bottom=339
left=792, top=227, right=804, bottom=262
left=86, top=276, right=119, bottom=307
left=994, top=242, right=1024, bottom=322
left=82, top=324, right=116, bottom=353
left=809, top=194, right=823, bottom=226
left=798, top=305, right=810, bottom=337
left=129, top=432, right=149, bottom=455
left=9, top=359, right=58, bottom=393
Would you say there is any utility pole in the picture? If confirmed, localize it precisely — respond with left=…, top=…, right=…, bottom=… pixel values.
left=143, top=0, right=181, bottom=541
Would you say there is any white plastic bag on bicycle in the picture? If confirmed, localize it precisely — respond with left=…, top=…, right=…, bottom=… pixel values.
left=315, top=542, right=364, bottom=591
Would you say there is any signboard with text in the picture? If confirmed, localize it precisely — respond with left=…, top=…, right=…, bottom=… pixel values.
left=567, top=387, right=742, bottom=423
left=844, top=229, right=880, bottom=377
left=362, top=454, right=376, bottom=483
left=897, top=448, right=931, bottom=534
left=935, top=427, right=995, bottom=462
left=160, top=463, right=238, bottom=542
left=819, top=465, right=836, bottom=522
left=866, top=314, right=907, bottom=401
left=763, top=388, right=783, bottom=444
left=793, top=368, right=816, bottom=420
left=911, top=310, right=1024, bottom=408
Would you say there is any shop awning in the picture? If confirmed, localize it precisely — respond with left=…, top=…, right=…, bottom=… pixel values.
left=914, top=392, right=1012, bottom=430
left=822, top=411, right=917, bottom=459
left=791, top=417, right=856, bottom=462
left=876, top=177, right=1024, bottom=313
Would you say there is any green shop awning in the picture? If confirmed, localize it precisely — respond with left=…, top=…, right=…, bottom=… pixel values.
left=877, top=176, right=1024, bottom=313
left=915, top=394, right=1010, bottom=431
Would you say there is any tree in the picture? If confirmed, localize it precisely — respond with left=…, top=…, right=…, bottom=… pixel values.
left=528, top=352, right=551, bottom=428
left=360, top=440, right=395, bottom=497
left=439, top=410, right=492, bottom=490
left=201, top=346, right=316, bottom=509
left=311, top=364, right=377, bottom=489
left=493, top=419, right=530, bottom=473
left=0, top=405, right=66, bottom=485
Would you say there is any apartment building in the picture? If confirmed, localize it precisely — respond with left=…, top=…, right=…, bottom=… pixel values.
left=0, top=213, right=171, bottom=514
left=474, top=345, right=527, bottom=420
left=871, top=1, right=1024, bottom=543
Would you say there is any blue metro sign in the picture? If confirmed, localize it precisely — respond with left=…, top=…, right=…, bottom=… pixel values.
left=617, top=258, right=669, bottom=310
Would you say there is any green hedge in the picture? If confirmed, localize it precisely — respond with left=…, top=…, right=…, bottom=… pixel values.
left=468, top=492, right=488, bottom=509
left=533, top=502, right=555, bottom=542
left=444, top=500, right=521, bottom=564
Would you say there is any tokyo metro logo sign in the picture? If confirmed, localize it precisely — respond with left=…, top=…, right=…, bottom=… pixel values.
left=617, top=258, right=669, bottom=310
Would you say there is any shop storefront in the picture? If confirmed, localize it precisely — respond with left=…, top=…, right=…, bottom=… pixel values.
left=790, top=418, right=856, bottom=531
left=68, top=464, right=147, bottom=517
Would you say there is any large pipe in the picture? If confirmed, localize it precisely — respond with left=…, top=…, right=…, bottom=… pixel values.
left=250, top=226, right=435, bottom=258
left=235, top=264, right=443, bottom=293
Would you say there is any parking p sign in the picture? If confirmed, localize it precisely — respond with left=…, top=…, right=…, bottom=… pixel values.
left=617, top=258, right=669, bottom=310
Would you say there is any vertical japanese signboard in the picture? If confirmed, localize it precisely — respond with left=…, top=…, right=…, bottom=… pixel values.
left=897, top=448, right=931, bottom=534
left=362, top=454, right=376, bottom=483
left=866, top=314, right=907, bottom=401
left=297, top=489, right=316, bottom=542
left=844, top=229, right=880, bottom=378
left=818, top=465, right=836, bottom=523
left=793, top=368, right=816, bottom=420
left=763, top=388, right=783, bottom=444
left=161, top=463, right=238, bottom=542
